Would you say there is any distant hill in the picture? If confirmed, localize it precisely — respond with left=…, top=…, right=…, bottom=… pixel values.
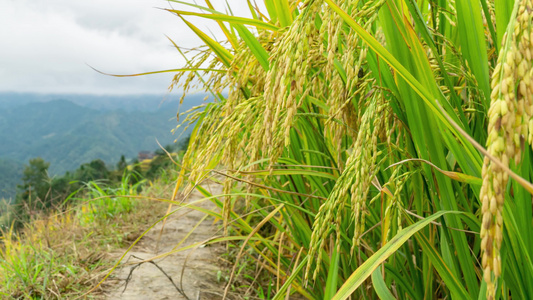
left=0, top=93, right=208, bottom=200
left=0, top=92, right=183, bottom=112
left=0, top=159, right=24, bottom=202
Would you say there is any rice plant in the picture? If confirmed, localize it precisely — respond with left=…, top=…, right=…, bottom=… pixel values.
left=158, top=0, right=533, bottom=299
left=77, top=172, right=144, bottom=225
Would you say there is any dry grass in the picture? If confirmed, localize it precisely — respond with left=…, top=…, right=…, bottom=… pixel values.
left=0, top=180, right=171, bottom=299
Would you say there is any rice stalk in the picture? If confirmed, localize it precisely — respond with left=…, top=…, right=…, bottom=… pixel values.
left=480, top=0, right=533, bottom=298
left=305, top=92, right=388, bottom=283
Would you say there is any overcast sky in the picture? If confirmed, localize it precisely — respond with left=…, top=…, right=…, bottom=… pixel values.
left=0, top=0, right=260, bottom=95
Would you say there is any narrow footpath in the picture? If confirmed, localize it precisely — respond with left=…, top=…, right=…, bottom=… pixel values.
left=103, top=183, right=225, bottom=300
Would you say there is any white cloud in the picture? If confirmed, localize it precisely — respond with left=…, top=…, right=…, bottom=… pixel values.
left=0, top=0, right=265, bottom=95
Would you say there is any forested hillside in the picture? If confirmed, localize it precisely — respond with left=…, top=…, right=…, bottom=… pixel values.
left=0, top=93, right=205, bottom=200
left=0, top=159, right=23, bottom=201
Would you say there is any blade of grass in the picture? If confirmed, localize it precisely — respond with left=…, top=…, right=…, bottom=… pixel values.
left=371, top=268, right=396, bottom=300
left=273, top=0, right=292, bottom=27
left=495, top=0, right=514, bottom=48
left=178, top=17, right=234, bottom=68
left=324, top=247, right=340, bottom=299
left=233, top=24, right=270, bottom=70
left=166, top=10, right=280, bottom=31
left=386, top=158, right=482, bottom=185
left=222, top=204, right=285, bottom=299
left=204, top=0, right=239, bottom=49
left=454, top=0, right=490, bottom=106
left=332, top=210, right=466, bottom=300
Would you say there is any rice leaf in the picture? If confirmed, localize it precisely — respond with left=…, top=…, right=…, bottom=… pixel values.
left=332, top=211, right=465, bottom=300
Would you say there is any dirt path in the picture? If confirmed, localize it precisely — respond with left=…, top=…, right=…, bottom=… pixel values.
left=102, top=182, right=226, bottom=300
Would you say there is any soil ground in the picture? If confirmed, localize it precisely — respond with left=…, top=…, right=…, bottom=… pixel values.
left=102, top=182, right=226, bottom=300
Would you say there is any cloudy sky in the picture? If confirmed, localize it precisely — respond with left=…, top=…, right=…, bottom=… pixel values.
left=0, top=0, right=259, bottom=95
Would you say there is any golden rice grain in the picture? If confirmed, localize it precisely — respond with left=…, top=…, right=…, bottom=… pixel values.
left=480, top=1, right=533, bottom=298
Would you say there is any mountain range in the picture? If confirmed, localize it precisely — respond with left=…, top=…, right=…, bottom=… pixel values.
left=0, top=92, right=207, bottom=200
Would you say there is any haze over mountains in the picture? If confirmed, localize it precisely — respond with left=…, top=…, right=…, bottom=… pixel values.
left=0, top=92, right=206, bottom=200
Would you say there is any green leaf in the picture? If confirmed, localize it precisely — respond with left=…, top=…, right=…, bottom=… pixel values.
left=371, top=269, right=396, bottom=300
left=264, top=0, right=278, bottom=24
left=272, top=256, right=311, bottom=300
left=166, top=10, right=280, bottom=31
left=233, top=24, right=270, bottom=70
left=332, top=210, right=464, bottom=300
left=324, top=247, right=340, bottom=299
left=235, top=168, right=337, bottom=180
left=387, top=158, right=482, bottom=185
left=179, top=17, right=234, bottom=68
left=413, top=224, right=472, bottom=299
left=495, top=0, right=515, bottom=47
left=92, top=68, right=224, bottom=77
left=273, top=0, right=292, bottom=27
left=454, top=0, right=490, bottom=107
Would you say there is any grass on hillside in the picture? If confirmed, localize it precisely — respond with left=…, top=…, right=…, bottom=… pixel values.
left=0, top=173, right=174, bottom=298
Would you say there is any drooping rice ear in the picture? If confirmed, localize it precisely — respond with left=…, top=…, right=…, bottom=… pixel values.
left=480, top=0, right=533, bottom=298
